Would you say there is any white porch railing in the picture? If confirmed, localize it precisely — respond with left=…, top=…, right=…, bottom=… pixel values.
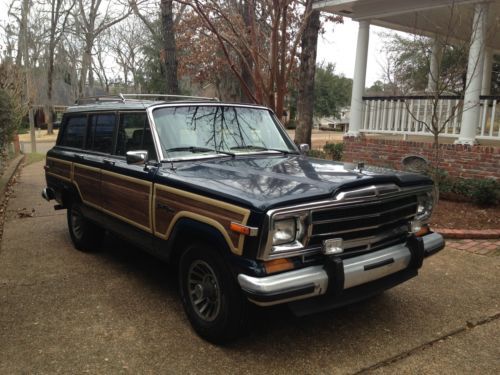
left=361, top=95, right=500, bottom=140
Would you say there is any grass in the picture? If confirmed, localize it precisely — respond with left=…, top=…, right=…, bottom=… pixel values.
left=24, top=153, right=45, bottom=166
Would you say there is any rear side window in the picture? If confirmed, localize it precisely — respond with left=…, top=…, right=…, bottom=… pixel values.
left=87, top=114, right=116, bottom=154
left=60, top=116, right=87, bottom=148
left=115, top=112, right=156, bottom=159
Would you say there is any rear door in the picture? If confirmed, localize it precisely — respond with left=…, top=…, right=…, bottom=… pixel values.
left=100, top=111, right=158, bottom=234
left=72, top=113, right=116, bottom=208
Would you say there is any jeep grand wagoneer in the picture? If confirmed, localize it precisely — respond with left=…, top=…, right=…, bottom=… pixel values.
left=43, top=94, right=445, bottom=343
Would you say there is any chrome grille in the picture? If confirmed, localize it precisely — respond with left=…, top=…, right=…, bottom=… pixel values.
left=309, top=195, right=418, bottom=254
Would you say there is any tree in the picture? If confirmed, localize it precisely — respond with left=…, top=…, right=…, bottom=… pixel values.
left=76, top=0, right=131, bottom=96
left=45, top=0, right=74, bottom=134
left=130, top=0, right=186, bottom=94
left=160, top=0, right=179, bottom=94
left=177, top=0, right=320, bottom=119
left=294, top=4, right=320, bottom=146
left=313, top=63, right=352, bottom=118
left=382, top=33, right=467, bottom=95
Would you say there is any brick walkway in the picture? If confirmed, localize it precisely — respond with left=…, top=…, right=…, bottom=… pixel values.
left=446, top=239, right=500, bottom=256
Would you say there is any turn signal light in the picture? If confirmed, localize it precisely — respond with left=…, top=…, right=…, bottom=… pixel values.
left=264, top=258, right=294, bottom=274
left=415, top=225, right=430, bottom=237
left=230, top=222, right=257, bottom=236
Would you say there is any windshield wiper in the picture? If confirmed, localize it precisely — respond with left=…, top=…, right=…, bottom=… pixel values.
left=230, top=145, right=297, bottom=154
left=165, top=146, right=235, bottom=157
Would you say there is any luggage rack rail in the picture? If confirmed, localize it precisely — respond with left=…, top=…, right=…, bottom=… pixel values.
left=75, top=93, right=219, bottom=105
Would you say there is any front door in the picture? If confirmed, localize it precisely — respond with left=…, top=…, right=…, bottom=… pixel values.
left=100, top=112, right=157, bottom=234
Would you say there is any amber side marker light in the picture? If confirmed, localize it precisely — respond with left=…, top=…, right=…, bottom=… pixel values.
left=264, top=258, right=294, bottom=274
left=230, top=222, right=258, bottom=236
left=415, top=224, right=430, bottom=237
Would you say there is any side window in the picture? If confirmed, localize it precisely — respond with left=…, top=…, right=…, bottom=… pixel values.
left=87, top=114, right=116, bottom=154
left=59, top=116, right=87, bottom=149
left=115, top=112, right=157, bottom=160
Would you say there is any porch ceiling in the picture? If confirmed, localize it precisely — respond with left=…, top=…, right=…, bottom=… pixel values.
left=313, top=0, right=500, bottom=51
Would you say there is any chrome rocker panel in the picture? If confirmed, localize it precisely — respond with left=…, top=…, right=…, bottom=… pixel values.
left=238, top=232, right=445, bottom=306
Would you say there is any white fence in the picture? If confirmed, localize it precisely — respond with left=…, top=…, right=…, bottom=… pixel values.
left=361, top=95, right=500, bottom=140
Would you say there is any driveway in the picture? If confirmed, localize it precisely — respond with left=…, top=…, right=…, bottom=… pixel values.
left=1, top=161, right=499, bottom=374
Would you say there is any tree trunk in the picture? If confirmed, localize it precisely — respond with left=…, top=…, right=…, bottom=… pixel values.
left=295, top=8, right=321, bottom=146
left=161, top=0, right=179, bottom=95
left=46, top=37, right=55, bottom=135
left=79, top=38, right=93, bottom=96
left=240, top=0, right=255, bottom=102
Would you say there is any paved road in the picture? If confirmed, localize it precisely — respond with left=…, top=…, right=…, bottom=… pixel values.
left=1, top=161, right=499, bottom=374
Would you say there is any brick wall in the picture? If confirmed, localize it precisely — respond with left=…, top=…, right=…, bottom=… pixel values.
left=343, top=137, right=500, bottom=180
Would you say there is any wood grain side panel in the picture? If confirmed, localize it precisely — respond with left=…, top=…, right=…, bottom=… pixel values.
left=46, top=158, right=71, bottom=181
left=73, top=165, right=101, bottom=207
left=154, top=188, right=246, bottom=250
left=101, top=173, right=151, bottom=231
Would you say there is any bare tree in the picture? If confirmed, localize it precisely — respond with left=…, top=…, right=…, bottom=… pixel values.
left=109, top=18, right=147, bottom=92
left=44, top=0, right=75, bottom=134
left=76, top=0, right=131, bottom=96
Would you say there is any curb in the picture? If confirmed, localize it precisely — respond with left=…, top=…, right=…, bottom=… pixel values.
left=0, top=154, right=25, bottom=198
left=436, top=228, right=500, bottom=240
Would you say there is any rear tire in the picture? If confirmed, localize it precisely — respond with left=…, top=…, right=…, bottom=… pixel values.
left=179, top=243, right=248, bottom=344
left=67, top=201, right=104, bottom=252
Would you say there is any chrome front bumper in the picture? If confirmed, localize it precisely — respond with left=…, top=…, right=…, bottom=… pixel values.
left=238, top=232, right=445, bottom=306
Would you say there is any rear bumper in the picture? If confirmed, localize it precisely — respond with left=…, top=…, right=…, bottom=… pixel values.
left=237, top=232, right=445, bottom=307
left=41, top=187, right=56, bottom=201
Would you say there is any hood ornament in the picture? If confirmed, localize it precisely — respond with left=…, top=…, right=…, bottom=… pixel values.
left=357, top=162, right=365, bottom=173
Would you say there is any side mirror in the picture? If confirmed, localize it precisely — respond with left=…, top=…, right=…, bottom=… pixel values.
left=299, top=144, right=310, bottom=154
left=126, top=150, right=148, bottom=165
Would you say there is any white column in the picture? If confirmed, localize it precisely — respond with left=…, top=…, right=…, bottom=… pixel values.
left=481, top=48, right=493, bottom=95
left=456, top=2, right=489, bottom=145
left=427, top=37, right=443, bottom=93
left=346, top=21, right=370, bottom=137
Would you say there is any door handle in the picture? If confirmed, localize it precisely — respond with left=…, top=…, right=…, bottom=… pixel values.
left=103, top=159, right=115, bottom=166
left=74, top=154, right=85, bottom=160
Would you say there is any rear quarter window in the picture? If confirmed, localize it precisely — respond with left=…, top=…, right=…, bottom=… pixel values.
left=87, top=114, right=116, bottom=154
left=59, top=116, right=87, bottom=149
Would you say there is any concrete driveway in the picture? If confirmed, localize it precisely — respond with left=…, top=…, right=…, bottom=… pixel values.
left=1, top=161, right=499, bottom=374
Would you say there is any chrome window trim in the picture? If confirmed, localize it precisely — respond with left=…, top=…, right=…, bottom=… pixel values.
left=258, top=184, right=432, bottom=260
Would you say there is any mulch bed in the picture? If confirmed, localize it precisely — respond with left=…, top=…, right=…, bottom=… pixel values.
left=429, top=199, right=500, bottom=230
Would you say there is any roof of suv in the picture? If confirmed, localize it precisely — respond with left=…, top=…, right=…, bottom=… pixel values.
left=65, top=98, right=269, bottom=114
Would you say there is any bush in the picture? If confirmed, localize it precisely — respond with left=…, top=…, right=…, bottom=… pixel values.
left=469, top=179, right=500, bottom=206
left=323, top=142, right=343, bottom=161
left=433, top=170, right=499, bottom=206
left=307, top=149, right=327, bottom=159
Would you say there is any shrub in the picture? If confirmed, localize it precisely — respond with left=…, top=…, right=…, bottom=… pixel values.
left=323, top=142, right=343, bottom=161
left=468, top=179, right=500, bottom=206
left=433, top=169, right=499, bottom=206
left=307, top=149, right=327, bottom=159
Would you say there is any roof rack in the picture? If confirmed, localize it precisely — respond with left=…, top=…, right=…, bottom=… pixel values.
left=74, top=93, right=219, bottom=105
left=121, top=93, right=219, bottom=102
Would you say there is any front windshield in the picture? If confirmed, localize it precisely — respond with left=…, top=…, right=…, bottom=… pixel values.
left=152, top=105, right=296, bottom=160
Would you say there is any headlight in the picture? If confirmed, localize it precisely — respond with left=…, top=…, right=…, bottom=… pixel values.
left=416, top=190, right=436, bottom=222
left=272, top=218, right=297, bottom=245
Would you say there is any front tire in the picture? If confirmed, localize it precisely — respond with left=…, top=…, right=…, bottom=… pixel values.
left=67, top=201, right=104, bottom=252
left=179, top=243, right=247, bottom=344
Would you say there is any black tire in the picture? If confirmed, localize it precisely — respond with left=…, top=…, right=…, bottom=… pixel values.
left=67, top=201, right=104, bottom=252
left=179, top=243, right=248, bottom=344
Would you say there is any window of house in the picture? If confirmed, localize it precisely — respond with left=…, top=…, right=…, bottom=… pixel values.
left=59, top=116, right=87, bottom=149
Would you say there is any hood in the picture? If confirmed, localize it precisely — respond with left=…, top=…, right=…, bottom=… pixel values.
left=157, top=154, right=432, bottom=211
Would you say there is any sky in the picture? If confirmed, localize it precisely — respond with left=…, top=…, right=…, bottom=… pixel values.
left=317, top=17, right=389, bottom=86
